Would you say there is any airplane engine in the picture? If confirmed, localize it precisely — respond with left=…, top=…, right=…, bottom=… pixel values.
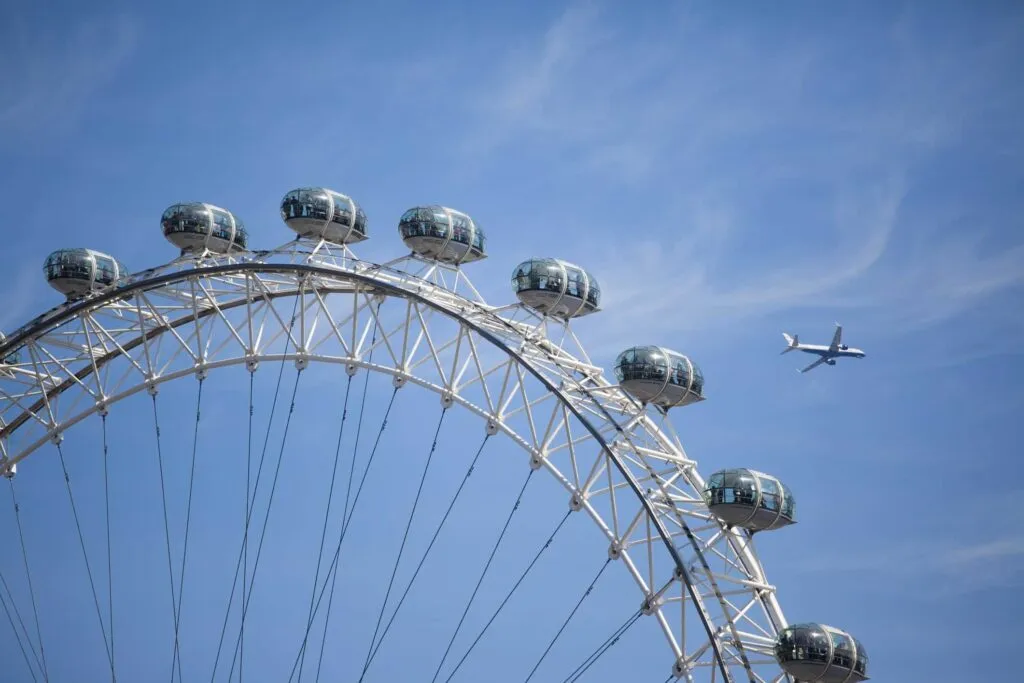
left=826, top=359, right=837, bottom=365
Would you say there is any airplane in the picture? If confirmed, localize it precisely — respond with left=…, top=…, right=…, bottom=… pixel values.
left=781, top=323, right=866, bottom=373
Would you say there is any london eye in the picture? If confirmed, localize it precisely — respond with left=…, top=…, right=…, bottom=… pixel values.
left=0, top=188, right=867, bottom=682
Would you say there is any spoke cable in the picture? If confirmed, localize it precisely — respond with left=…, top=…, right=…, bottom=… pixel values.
left=522, top=558, right=613, bottom=683
left=362, top=433, right=492, bottom=675
left=561, top=609, right=642, bottom=683
left=0, top=569, right=42, bottom=679
left=151, top=392, right=181, bottom=682
left=101, top=414, right=116, bottom=681
left=292, top=372, right=354, bottom=682
left=430, top=468, right=536, bottom=683
left=209, top=304, right=298, bottom=683
left=312, top=304, right=384, bottom=683
left=288, top=387, right=399, bottom=679
left=226, top=366, right=305, bottom=681
left=241, top=369, right=254, bottom=683
left=10, top=480, right=49, bottom=681
left=356, top=407, right=449, bottom=681
left=0, top=581, right=38, bottom=682
left=170, top=378, right=204, bottom=683
left=443, top=510, right=572, bottom=683
left=56, top=441, right=115, bottom=678
left=287, top=386, right=399, bottom=682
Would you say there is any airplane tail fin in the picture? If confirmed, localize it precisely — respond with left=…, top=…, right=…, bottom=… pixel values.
left=781, top=333, right=799, bottom=354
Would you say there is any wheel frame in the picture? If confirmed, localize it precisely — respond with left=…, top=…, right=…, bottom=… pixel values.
left=0, top=243, right=791, bottom=682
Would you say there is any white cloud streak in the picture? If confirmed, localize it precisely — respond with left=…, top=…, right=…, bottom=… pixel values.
left=458, top=2, right=1024, bottom=356
left=0, top=14, right=138, bottom=137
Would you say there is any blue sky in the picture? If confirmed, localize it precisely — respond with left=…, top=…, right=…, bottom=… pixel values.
left=1, top=0, right=1023, bottom=681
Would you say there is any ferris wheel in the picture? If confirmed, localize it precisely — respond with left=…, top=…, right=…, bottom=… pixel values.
left=0, top=188, right=870, bottom=683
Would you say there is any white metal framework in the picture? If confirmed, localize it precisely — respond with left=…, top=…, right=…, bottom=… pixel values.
left=0, top=238, right=794, bottom=682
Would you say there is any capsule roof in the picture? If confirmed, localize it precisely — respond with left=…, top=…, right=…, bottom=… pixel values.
left=398, top=205, right=485, bottom=264
left=281, top=187, right=368, bottom=245
left=511, top=258, right=601, bottom=319
left=704, top=468, right=795, bottom=531
left=161, top=202, right=248, bottom=254
left=43, top=248, right=127, bottom=299
left=775, top=623, right=868, bottom=682
left=614, top=346, right=704, bottom=408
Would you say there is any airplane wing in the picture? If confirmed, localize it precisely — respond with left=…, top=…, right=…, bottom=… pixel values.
left=829, top=324, right=843, bottom=352
left=799, top=357, right=827, bottom=373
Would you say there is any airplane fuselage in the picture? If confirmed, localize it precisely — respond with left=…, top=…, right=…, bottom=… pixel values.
left=795, top=345, right=866, bottom=359
left=781, top=325, right=865, bottom=372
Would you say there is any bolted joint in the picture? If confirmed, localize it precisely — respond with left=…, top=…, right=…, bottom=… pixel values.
left=392, top=374, right=408, bottom=389
left=1, top=461, right=14, bottom=480
left=50, top=430, right=64, bottom=445
left=196, top=365, right=209, bottom=381
left=673, top=564, right=687, bottom=583
left=671, top=658, right=688, bottom=680
left=641, top=593, right=661, bottom=615
left=568, top=492, right=584, bottom=512
left=96, top=401, right=109, bottom=417
left=528, top=452, right=545, bottom=471
left=440, top=391, right=454, bottom=409
left=294, top=356, right=309, bottom=371
left=608, top=539, right=623, bottom=560
left=146, top=378, right=159, bottom=396
left=345, top=363, right=358, bottom=377
left=485, top=420, right=499, bottom=436
left=246, top=357, right=260, bottom=373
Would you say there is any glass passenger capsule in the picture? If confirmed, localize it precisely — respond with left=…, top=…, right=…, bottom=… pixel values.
left=161, top=202, right=248, bottom=254
left=511, top=258, right=600, bottom=318
left=614, top=346, right=704, bottom=408
left=280, top=187, right=368, bottom=245
left=704, top=468, right=795, bottom=531
left=43, top=248, right=127, bottom=299
left=398, top=205, right=485, bottom=265
left=775, top=623, right=869, bottom=682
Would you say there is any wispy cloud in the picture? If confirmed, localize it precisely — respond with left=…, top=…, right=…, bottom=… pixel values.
left=792, top=533, right=1024, bottom=598
left=460, top=1, right=1024, bottom=355
left=0, top=14, right=138, bottom=138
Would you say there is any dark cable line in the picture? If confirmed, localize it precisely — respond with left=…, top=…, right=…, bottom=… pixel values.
left=0, top=584, right=38, bottom=682
left=0, top=569, right=42, bottom=678
left=289, top=387, right=399, bottom=683
left=101, top=414, right=116, bottom=681
left=363, top=434, right=492, bottom=675
left=170, top=378, right=204, bottom=683
left=430, top=468, right=536, bottom=683
left=313, top=304, right=383, bottom=683
left=357, top=407, right=448, bottom=681
left=209, top=303, right=298, bottom=683
left=522, top=558, right=613, bottom=683
left=226, top=366, right=305, bottom=682
left=561, top=609, right=642, bottom=683
left=150, top=393, right=181, bottom=683
left=293, top=372, right=354, bottom=682
left=11, top=481, right=49, bottom=682
left=56, top=441, right=115, bottom=679
left=443, top=510, right=572, bottom=683
left=241, top=370, right=253, bottom=683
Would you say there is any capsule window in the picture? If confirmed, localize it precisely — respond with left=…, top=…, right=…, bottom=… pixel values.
left=760, top=478, right=780, bottom=512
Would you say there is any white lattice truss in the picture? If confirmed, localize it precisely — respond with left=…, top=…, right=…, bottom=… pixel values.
left=0, top=239, right=793, bottom=683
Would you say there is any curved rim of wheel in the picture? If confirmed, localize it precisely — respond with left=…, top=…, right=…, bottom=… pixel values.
left=0, top=243, right=789, bottom=682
